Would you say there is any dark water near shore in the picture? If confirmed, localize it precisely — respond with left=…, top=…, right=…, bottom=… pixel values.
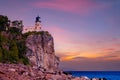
left=66, top=71, right=120, bottom=80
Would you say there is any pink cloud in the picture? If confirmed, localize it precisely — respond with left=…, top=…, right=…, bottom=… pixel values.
left=103, top=48, right=115, bottom=52
left=43, top=26, right=72, bottom=42
left=43, top=26, right=76, bottom=52
left=33, top=0, right=108, bottom=15
left=115, top=43, right=120, bottom=46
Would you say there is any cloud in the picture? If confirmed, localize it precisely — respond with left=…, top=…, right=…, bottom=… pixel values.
left=43, top=26, right=73, bottom=43
left=55, top=52, right=75, bottom=61
left=103, top=48, right=115, bottom=52
left=59, top=51, right=120, bottom=71
left=59, top=49, right=120, bottom=63
left=71, top=56, right=89, bottom=61
left=116, top=43, right=120, bottom=46
left=60, top=58, right=120, bottom=71
left=95, top=50, right=120, bottom=60
left=32, top=0, right=108, bottom=15
left=43, top=25, right=120, bottom=70
left=73, top=56, right=88, bottom=59
left=43, top=26, right=79, bottom=54
left=98, top=55, right=118, bottom=59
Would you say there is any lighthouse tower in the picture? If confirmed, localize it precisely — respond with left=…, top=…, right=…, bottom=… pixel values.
left=35, top=16, right=41, bottom=31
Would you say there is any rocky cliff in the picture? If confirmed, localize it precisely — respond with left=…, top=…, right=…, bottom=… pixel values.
left=0, top=15, right=59, bottom=73
left=25, top=31, right=59, bottom=73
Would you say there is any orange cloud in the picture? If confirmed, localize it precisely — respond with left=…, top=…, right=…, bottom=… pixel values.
left=60, top=52, right=106, bottom=61
left=60, top=57, right=120, bottom=71
left=61, top=55, right=75, bottom=61
left=59, top=49, right=120, bottom=61
left=42, top=25, right=120, bottom=62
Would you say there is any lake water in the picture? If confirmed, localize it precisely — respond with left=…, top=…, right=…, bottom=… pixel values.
left=66, top=71, right=120, bottom=80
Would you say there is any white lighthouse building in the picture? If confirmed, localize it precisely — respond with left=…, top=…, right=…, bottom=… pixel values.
left=35, top=16, right=41, bottom=31
left=23, top=16, right=41, bottom=33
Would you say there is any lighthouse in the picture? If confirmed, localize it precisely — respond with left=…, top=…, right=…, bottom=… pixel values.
left=22, top=16, right=42, bottom=33
left=35, top=16, right=41, bottom=31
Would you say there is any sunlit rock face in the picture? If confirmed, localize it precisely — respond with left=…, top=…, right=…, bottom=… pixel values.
left=25, top=31, right=59, bottom=73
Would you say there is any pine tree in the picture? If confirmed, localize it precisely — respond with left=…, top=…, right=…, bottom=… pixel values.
left=0, top=15, right=9, bottom=31
left=9, top=40, right=19, bottom=63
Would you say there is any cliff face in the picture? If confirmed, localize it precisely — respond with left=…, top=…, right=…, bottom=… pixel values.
left=25, top=31, right=59, bottom=73
left=0, top=15, right=59, bottom=73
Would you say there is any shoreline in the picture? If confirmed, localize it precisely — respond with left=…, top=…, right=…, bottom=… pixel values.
left=0, top=63, right=108, bottom=80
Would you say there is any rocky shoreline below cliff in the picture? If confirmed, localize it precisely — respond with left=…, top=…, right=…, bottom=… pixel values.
left=0, top=63, right=107, bottom=80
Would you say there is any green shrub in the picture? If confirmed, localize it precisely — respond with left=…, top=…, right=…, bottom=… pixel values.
left=9, top=27, right=21, bottom=34
left=0, top=47, right=3, bottom=62
left=20, top=56, right=29, bottom=65
left=0, top=15, right=9, bottom=31
left=9, top=40, right=19, bottom=63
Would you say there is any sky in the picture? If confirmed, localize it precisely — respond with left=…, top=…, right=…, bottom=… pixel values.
left=0, top=0, right=120, bottom=71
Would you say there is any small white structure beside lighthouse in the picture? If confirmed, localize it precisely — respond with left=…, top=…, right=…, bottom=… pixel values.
left=23, top=16, right=42, bottom=33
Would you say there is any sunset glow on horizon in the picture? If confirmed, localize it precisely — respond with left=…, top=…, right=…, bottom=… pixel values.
left=0, top=0, right=120, bottom=71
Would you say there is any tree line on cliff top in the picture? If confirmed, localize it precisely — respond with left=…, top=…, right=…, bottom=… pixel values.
left=0, top=15, right=29, bottom=64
